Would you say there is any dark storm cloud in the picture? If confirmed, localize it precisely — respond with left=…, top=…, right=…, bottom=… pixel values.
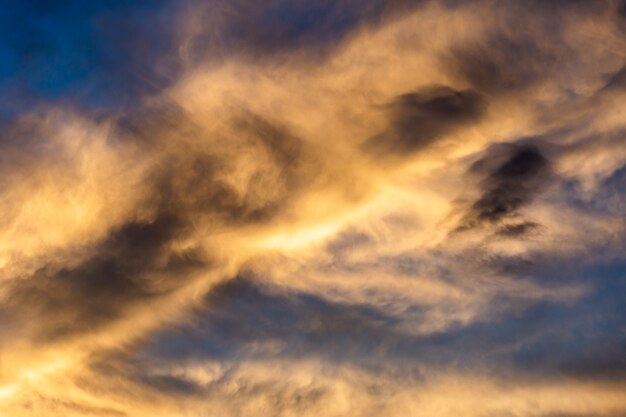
left=364, top=86, right=487, bottom=157
left=458, top=143, right=551, bottom=230
left=0, top=101, right=317, bottom=344
left=3, top=213, right=206, bottom=343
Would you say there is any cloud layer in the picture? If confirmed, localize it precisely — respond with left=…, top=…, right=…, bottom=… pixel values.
left=1, top=1, right=626, bottom=416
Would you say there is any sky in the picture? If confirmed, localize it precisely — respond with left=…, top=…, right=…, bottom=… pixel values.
left=0, top=1, right=625, bottom=416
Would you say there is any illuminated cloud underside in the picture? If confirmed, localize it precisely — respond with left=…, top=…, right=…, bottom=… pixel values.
left=1, top=1, right=626, bottom=416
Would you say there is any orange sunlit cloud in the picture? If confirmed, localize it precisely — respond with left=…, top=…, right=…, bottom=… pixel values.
left=1, top=1, right=626, bottom=416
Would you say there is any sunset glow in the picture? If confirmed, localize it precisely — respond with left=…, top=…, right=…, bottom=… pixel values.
left=1, top=1, right=626, bottom=416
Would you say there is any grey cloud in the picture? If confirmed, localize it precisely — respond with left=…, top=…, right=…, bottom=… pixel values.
left=3, top=214, right=206, bottom=343
left=1, top=106, right=315, bottom=344
left=118, top=103, right=315, bottom=226
left=601, top=65, right=626, bottom=92
left=458, top=143, right=551, bottom=230
left=451, top=34, right=556, bottom=94
left=364, top=85, right=487, bottom=157
left=495, top=221, right=541, bottom=238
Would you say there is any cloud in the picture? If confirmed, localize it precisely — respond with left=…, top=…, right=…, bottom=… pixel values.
left=364, top=85, right=487, bottom=157
left=462, top=143, right=552, bottom=228
left=0, top=1, right=626, bottom=416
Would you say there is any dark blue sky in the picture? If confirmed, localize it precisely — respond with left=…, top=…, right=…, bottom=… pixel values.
left=0, top=0, right=180, bottom=119
left=0, top=0, right=407, bottom=123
